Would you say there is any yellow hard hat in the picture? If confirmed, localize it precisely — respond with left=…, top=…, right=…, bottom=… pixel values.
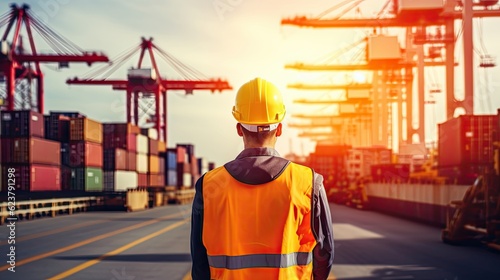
left=232, top=78, right=286, bottom=127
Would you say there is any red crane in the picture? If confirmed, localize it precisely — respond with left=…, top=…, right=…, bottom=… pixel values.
left=66, top=37, right=232, bottom=144
left=0, top=3, right=109, bottom=113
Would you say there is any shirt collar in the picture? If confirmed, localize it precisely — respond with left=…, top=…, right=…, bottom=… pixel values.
left=235, top=147, right=281, bottom=160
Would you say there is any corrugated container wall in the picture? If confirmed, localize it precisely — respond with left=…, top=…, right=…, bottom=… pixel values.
left=2, top=165, right=61, bottom=191
left=104, top=171, right=138, bottom=192
left=438, top=115, right=497, bottom=167
left=136, top=134, right=149, bottom=155
left=70, top=167, right=103, bottom=192
left=1, top=110, right=44, bottom=138
left=1, top=138, right=60, bottom=166
left=166, top=150, right=177, bottom=169
left=103, top=149, right=127, bottom=171
left=136, top=154, right=148, bottom=173
left=127, top=151, right=137, bottom=171
left=70, top=117, right=103, bottom=144
left=69, top=141, right=103, bottom=168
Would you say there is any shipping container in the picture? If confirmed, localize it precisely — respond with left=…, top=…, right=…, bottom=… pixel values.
left=176, top=146, right=187, bottom=163
left=438, top=115, right=497, bottom=167
left=177, top=144, right=194, bottom=160
left=197, top=158, right=209, bottom=175
left=137, top=153, right=148, bottom=173
left=166, top=169, right=177, bottom=186
left=61, top=165, right=71, bottom=190
left=49, top=111, right=86, bottom=118
left=140, top=128, right=158, bottom=140
left=148, top=139, right=159, bottom=155
left=103, top=123, right=140, bottom=135
left=127, top=151, right=137, bottom=171
left=166, top=149, right=177, bottom=170
left=136, top=134, right=149, bottom=154
left=1, top=137, right=60, bottom=166
left=103, top=133, right=137, bottom=152
left=158, top=141, right=166, bottom=153
left=208, top=162, right=216, bottom=171
left=1, top=110, right=44, bottom=138
left=148, top=155, right=160, bottom=174
left=148, top=173, right=164, bottom=187
left=138, top=173, right=148, bottom=187
left=104, top=170, right=138, bottom=192
left=103, top=148, right=127, bottom=171
left=1, top=164, right=60, bottom=191
left=70, top=167, right=103, bottom=191
left=437, top=164, right=487, bottom=185
left=70, top=117, right=103, bottom=144
left=45, top=114, right=71, bottom=142
left=182, top=173, right=192, bottom=187
left=191, top=155, right=199, bottom=176
left=69, top=141, right=103, bottom=168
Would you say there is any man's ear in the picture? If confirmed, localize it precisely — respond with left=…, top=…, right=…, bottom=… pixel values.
left=236, top=123, right=244, bottom=137
left=275, top=123, right=282, bottom=137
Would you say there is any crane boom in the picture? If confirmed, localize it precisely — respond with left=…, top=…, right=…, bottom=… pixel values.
left=288, top=83, right=371, bottom=90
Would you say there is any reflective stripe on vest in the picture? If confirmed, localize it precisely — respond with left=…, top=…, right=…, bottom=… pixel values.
left=208, top=252, right=312, bottom=269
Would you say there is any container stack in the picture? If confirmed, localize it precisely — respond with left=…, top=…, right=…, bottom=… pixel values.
left=63, top=117, right=103, bottom=191
left=102, top=123, right=139, bottom=192
left=308, top=144, right=351, bottom=194
left=346, top=146, right=392, bottom=181
left=146, top=129, right=166, bottom=187
left=175, top=144, right=192, bottom=188
left=136, top=131, right=149, bottom=187
left=438, top=114, right=497, bottom=185
left=164, top=148, right=178, bottom=186
left=197, top=157, right=209, bottom=176
left=208, top=162, right=216, bottom=171
left=1, top=110, right=61, bottom=191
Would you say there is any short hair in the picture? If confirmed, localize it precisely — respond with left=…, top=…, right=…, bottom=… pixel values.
left=240, top=125, right=276, bottom=145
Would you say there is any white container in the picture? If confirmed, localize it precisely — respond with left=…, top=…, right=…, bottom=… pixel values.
left=127, top=68, right=157, bottom=80
left=182, top=173, right=192, bottom=187
left=114, top=171, right=138, bottom=192
left=136, top=134, right=149, bottom=155
left=136, top=153, right=149, bottom=173
left=145, top=128, right=158, bottom=140
left=104, top=171, right=138, bottom=192
left=367, top=35, right=401, bottom=61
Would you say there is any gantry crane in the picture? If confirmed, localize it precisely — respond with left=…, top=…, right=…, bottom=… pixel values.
left=285, top=34, right=417, bottom=149
left=66, top=37, right=231, bottom=144
left=0, top=3, right=109, bottom=113
left=282, top=0, right=500, bottom=122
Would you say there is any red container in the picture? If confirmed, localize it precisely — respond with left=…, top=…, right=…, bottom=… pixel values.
left=438, top=115, right=497, bottom=167
left=138, top=173, right=148, bottom=187
left=1, top=137, right=60, bottom=166
left=1, top=110, right=44, bottom=138
left=103, top=148, right=127, bottom=171
left=149, top=139, right=159, bottom=155
left=69, top=141, right=103, bottom=168
left=315, top=144, right=351, bottom=156
left=103, top=133, right=137, bottom=152
left=1, top=164, right=61, bottom=191
left=127, top=151, right=137, bottom=171
left=148, top=174, right=164, bottom=187
left=190, top=155, right=199, bottom=176
left=176, top=146, right=187, bottom=163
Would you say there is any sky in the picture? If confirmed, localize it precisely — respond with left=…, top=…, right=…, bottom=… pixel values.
left=2, top=0, right=500, bottom=166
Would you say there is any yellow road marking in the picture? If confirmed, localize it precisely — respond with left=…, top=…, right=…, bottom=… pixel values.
left=47, top=218, right=189, bottom=280
left=0, top=211, right=188, bottom=272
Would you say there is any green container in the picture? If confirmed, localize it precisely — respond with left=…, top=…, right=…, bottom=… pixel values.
left=71, top=167, right=103, bottom=191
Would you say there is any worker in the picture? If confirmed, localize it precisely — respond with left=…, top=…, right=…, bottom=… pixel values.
left=190, top=77, right=334, bottom=279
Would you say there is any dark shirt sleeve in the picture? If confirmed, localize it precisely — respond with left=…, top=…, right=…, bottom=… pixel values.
left=311, top=172, right=334, bottom=280
left=190, top=175, right=210, bottom=279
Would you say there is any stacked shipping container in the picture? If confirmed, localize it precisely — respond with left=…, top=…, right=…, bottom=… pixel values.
left=438, top=114, right=497, bottom=185
left=146, top=129, right=166, bottom=187
left=346, top=146, right=392, bottom=181
left=64, top=117, right=103, bottom=191
left=103, top=123, right=139, bottom=191
left=1, top=111, right=61, bottom=191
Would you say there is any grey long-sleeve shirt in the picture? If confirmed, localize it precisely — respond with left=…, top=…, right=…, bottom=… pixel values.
left=190, top=147, right=334, bottom=279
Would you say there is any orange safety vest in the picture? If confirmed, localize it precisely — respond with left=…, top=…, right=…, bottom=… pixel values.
left=202, top=162, right=317, bottom=280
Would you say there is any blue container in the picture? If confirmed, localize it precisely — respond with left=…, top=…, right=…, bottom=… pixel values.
left=166, top=150, right=177, bottom=170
